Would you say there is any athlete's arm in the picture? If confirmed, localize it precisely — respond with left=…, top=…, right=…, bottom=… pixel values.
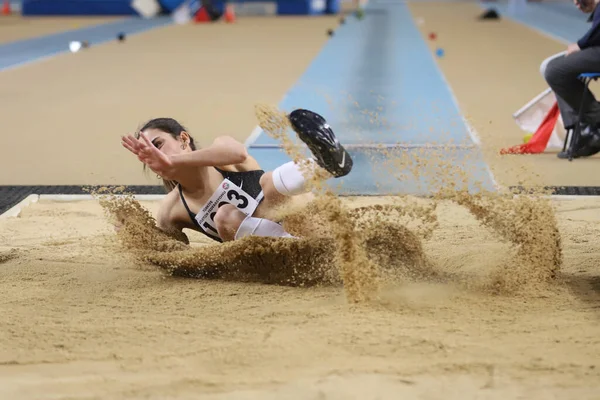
left=171, top=136, right=248, bottom=169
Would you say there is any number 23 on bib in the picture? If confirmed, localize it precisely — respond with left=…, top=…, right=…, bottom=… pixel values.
left=195, top=179, right=261, bottom=240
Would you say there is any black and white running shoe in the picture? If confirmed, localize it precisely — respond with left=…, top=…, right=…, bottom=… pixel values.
left=288, top=109, right=353, bottom=178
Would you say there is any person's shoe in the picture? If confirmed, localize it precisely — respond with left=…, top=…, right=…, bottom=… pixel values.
left=558, top=124, right=600, bottom=159
left=574, top=132, right=600, bottom=157
left=288, top=109, right=353, bottom=178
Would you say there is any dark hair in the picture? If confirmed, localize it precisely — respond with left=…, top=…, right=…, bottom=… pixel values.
left=136, top=118, right=197, bottom=193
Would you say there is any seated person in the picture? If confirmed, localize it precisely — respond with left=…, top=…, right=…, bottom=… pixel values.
left=542, top=0, right=600, bottom=158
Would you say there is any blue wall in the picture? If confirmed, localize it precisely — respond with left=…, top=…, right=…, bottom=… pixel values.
left=23, top=0, right=140, bottom=16
left=22, top=0, right=341, bottom=16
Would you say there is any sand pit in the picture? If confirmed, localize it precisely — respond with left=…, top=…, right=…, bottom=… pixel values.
left=0, top=194, right=599, bottom=399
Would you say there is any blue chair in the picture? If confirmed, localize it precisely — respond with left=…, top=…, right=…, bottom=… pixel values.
left=561, top=72, right=600, bottom=161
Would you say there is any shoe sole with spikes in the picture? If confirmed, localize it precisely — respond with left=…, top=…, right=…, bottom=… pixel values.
left=288, top=109, right=353, bottom=178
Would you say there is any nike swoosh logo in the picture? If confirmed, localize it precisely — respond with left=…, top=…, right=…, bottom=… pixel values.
left=338, top=151, right=345, bottom=168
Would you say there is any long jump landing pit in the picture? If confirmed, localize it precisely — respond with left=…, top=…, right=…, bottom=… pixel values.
left=0, top=188, right=599, bottom=399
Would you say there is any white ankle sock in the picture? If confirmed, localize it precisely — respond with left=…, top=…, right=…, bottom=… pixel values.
left=272, top=159, right=319, bottom=196
left=235, top=216, right=295, bottom=240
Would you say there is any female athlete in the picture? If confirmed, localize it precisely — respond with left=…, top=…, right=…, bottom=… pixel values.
left=120, top=109, right=353, bottom=244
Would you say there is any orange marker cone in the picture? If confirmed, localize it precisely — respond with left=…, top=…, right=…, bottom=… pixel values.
left=224, top=4, right=235, bottom=23
left=194, top=7, right=210, bottom=23
left=2, top=0, right=11, bottom=16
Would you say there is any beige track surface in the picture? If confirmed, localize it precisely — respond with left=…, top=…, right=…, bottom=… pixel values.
left=1, top=197, right=599, bottom=398
left=409, top=2, right=600, bottom=188
left=0, top=15, right=121, bottom=44
left=0, top=17, right=339, bottom=185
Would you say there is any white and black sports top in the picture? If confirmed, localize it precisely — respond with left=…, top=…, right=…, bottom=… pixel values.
left=178, top=167, right=265, bottom=242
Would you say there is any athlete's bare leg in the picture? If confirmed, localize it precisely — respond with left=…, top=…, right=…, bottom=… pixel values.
left=254, top=108, right=354, bottom=224
left=256, top=171, right=314, bottom=216
left=216, top=109, right=354, bottom=242
left=214, top=203, right=297, bottom=242
left=214, top=204, right=247, bottom=241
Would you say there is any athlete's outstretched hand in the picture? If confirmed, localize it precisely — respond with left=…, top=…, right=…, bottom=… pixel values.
left=121, top=132, right=177, bottom=180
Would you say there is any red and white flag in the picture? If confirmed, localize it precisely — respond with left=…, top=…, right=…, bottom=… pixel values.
left=500, top=88, right=567, bottom=155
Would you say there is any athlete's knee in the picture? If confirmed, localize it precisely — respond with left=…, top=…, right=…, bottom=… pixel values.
left=259, top=171, right=284, bottom=201
left=259, top=171, right=271, bottom=190
left=214, top=204, right=246, bottom=241
left=213, top=204, right=238, bottom=230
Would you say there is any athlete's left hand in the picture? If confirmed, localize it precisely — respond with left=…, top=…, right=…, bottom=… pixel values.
left=121, top=132, right=177, bottom=180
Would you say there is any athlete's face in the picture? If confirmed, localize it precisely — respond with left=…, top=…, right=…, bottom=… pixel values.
left=142, top=129, right=192, bottom=156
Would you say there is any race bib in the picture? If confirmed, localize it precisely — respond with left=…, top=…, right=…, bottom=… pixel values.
left=195, top=179, right=260, bottom=240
